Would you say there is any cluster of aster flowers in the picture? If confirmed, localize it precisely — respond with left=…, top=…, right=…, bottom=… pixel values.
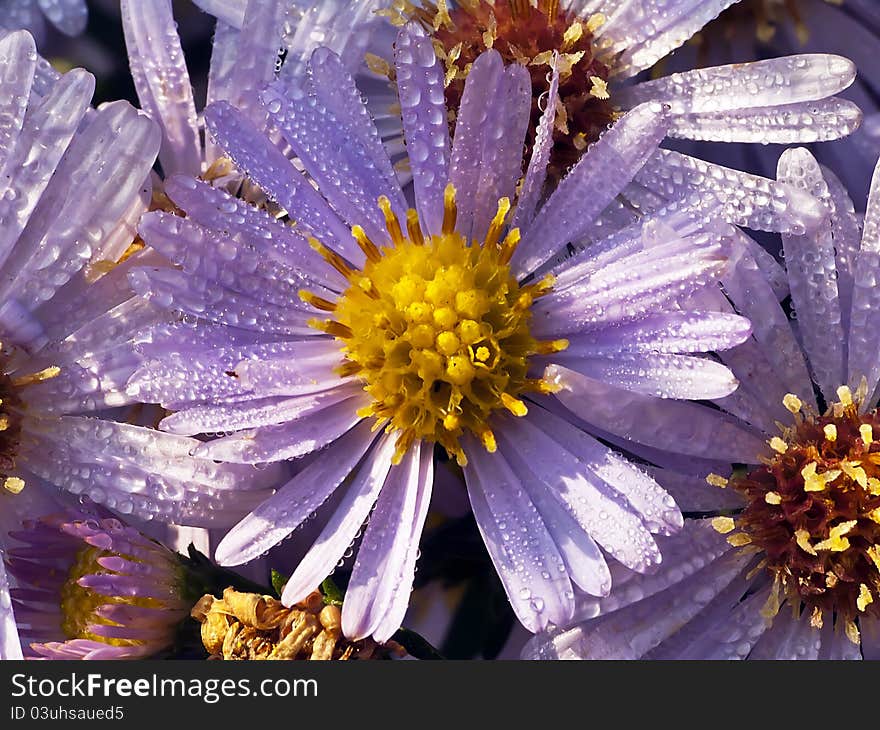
left=0, top=0, right=878, bottom=662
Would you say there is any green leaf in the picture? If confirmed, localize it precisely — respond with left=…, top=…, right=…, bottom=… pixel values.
left=270, top=569, right=288, bottom=599
left=320, top=576, right=345, bottom=606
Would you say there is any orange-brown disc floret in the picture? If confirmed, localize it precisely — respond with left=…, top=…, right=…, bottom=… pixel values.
left=712, top=386, right=880, bottom=640
left=381, top=0, right=616, bottom=182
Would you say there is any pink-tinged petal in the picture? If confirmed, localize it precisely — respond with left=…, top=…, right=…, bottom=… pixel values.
left=215, top=420, right=381, bottom=566
left=513, top=103, right=669, bottom=277
left=86, top=622, right=173, bottom=642
left=394, top=23, right=450, bottom=237
left=121, top=0, right=201, bottom=176
left=342, top=440, right=433, bottom=641
left=463, top=440, right=574, bottom=633
left=281, top=433, right=398, bottom=606
left=547, top=366, right=767, bottom=463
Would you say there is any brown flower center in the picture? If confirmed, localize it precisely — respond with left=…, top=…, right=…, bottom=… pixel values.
left=0, top=369, right=23, bottom=486
left=381, top=0, right=615, bottom=182
left=712, top=386, right=880, bottom=639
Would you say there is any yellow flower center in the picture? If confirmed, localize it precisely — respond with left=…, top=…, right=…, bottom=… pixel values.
left=60, top=545, right=172, bottom=648
left=303, top=185, right=566, bottom=466
left=710, top=384, right=880, bottom=643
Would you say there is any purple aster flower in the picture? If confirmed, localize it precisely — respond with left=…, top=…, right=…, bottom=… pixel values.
left=0, top=0, right=87, bottom=42
left=0, top=29, right=280, bottom=658
left=523, top=148, right=880, bottom=661
left=5, top=508, right=190, bottom=660
left=127, top=21, right=763, bottom=640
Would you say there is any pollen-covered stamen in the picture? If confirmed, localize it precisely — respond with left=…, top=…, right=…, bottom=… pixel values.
left=386, top=0, right=615, bottom=182
left=0, top=354, right=29, bottom=494
left=716, top=385, right=880, bottom=634
left=303, top=186, right=562, bottom=466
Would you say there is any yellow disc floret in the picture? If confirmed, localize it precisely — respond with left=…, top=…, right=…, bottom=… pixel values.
left=304, top=185, right=563, bottom=466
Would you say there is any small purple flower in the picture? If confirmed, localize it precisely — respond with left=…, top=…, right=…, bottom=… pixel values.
left=524, top=148, right=880, bottom=661
left=0, top=29, right=280, bottom=658
left=127, top=21, right=764, bottom=639
left=6, top=508, right=189, bottom=660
